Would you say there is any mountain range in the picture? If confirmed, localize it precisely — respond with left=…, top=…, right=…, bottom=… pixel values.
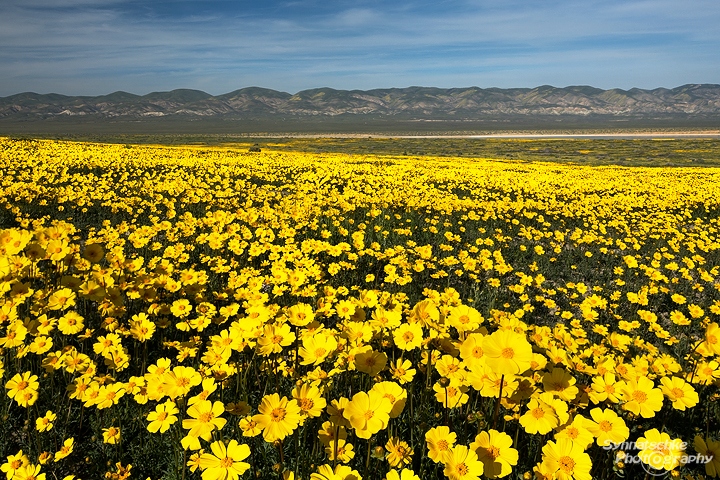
left=1, top=84, right=720, bottom=134
left=2, top=84, right=720, bottom=119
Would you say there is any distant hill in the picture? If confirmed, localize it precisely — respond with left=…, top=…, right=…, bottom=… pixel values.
left=1, top=84, right=719, bottom=133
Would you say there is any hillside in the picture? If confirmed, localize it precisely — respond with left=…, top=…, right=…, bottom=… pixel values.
left=2, top=84, right=719, bottom=133
left=3, top=84, right=720, bottom=118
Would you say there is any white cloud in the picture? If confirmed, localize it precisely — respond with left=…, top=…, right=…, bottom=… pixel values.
left=0, top=0, right=719, bottom=96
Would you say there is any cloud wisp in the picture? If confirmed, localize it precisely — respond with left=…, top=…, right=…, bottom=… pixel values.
left=0, top=0, right=718, bottom=96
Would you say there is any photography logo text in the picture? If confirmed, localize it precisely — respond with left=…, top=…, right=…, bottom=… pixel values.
left=604, top=440, right=711, bottom=477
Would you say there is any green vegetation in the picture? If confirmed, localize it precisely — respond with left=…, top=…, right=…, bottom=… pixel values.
left=6, top=134, right=720, bottom=167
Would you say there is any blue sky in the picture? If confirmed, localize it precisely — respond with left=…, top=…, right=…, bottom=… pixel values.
left=1, top=0, right=718, bottom=96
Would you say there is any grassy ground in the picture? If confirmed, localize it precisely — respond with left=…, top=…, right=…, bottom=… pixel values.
left=7, top=134, right=720, bottom=167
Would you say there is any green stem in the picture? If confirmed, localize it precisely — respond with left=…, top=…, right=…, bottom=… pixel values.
left=364, top=437, right=373, bottom=480
left=491, top=374, right=504, bottom=430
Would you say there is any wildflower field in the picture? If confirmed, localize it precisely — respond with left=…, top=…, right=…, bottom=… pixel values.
left=1, top=136, right=720, bottom=480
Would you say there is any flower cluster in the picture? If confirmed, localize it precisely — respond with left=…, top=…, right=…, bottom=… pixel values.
left=0, top=137, right=719, bottom=479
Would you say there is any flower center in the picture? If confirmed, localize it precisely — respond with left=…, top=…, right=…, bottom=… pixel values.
left=501, top=347, right=514, bottom=359
left=531, top=407, right=546, bottom=419
left=599, top=420, right=613, bottom=432
left=270, top=407, right=286, bottom=422
left=565, top=427, right=579, bottom=439
left=631, top=390, right=647, bottom=403
left=559, top=456, right=575, bottom=473
left=199, top=412, right=215, bottom=423
left=654, top=444, right=669, bottom=455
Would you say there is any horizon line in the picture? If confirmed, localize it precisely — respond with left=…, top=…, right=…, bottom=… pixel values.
left=3, top=82, right=720, bottom=99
